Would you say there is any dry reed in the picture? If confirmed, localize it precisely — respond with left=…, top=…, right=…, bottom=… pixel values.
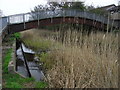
left=20, top=27, right=118, bottom=88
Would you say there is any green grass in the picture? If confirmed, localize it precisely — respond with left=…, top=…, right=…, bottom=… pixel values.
left=3, top=73, right=34, bottom=88
left=3, top=48, right=12, bottom=73
left=11, top=32, right=21, bottom=40
left=23, top=38, right=52, bottom=51
left=14, top=33, right=21, bottom=39
left=38, top=52, right=54, bottom=70
left=4, top=32, right=21, bottom=45
left=34, top=81, right=48, bottom=88
left=3, top=48, right=33, bottom=88
left=3, top=43, right=48, bottom=88
left=4, top=72, right=47, bottom=88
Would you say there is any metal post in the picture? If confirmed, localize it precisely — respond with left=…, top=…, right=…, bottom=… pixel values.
left=74, top=10, right=76, bottom=22
left=7, top=16, right=10, bottom=34
left=15, top=38, right=18, bottom=71
left=102, top=15, right=105, bottom=30
left=93, top=13, right=95, bottom=27
left=83, top=11, right=86, bottom=24
left=63, top=10, right=65, bottom=22
left=110, top=18, right=114, bottom=31
left=107, top=13, right=110, bottom=33
left=51, top=17, right=53, bottom=23
left=21, top=44, right=31, bottom=77
left=8, top=16, right=10, bottom=24
left=23, top=14, right=25, bottom=29
left=38, top=12, right=40, bottom=27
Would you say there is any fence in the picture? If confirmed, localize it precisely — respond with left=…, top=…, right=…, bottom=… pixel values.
left=0, top=17, right=8, bottom=34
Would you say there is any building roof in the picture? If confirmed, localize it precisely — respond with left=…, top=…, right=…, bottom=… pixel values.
left=98, top=4, right=116, bottom=11
left=109, top=6, right=120, bottom=12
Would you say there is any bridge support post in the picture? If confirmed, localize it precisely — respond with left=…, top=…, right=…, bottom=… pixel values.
left=38, top=12, right=40, bottom=28
left=63, top=10, right=65, bottom=22
left=7, top=17, right=10, bottom=34
left=83, top=11, right=86, bottom=24
left=51, top=17, right=53, bottom=23
left=107, top=14, right=110, bottom=33
left=23, top=14, right=26, bottom=29
left=8, top=16, right=10, bottom=24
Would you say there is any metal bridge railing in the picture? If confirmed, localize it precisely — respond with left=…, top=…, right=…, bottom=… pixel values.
left=0, top=17, right=8, bottom=34
left=7, top=9, right=110, bottom=24
left=0, top=9, right=117, bottom=31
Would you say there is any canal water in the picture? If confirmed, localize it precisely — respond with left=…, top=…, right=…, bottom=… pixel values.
left=16, top=43, right=45, bottom=81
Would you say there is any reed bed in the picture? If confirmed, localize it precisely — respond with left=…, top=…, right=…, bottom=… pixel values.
left=20, top=27, right=118, bottom=88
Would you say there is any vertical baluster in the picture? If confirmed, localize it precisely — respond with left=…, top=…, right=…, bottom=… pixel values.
left=51, top=11, right=53, bottom=23
left=84, top=11, right=86, bottom=24
left=63, top=10, right=65, bottom=22
left=8, top=16, right=10, bottom=24
left=7, top=16, right=10, bottom=34
left=38, top=11, right=40, bottom=27
left=23, top=14, right=25, bottom=29
left=107, top=13, right=110, bottom=33
left=93, top=13, right=95, bottom=27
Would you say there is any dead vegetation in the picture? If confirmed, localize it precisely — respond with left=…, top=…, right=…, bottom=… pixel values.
left=20, top=27, right=118, bottom=88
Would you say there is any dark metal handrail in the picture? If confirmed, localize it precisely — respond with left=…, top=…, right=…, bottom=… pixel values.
left=20, top=43, right=31, bottom=77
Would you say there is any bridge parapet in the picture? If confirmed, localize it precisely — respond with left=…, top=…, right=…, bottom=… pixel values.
left=0, top=9, right=118, bottom=36
left=0, top=17, right=8, bottom=39
left=0, top=17, right=8, bottom=34
left=4, top=9, right=111, bottom=25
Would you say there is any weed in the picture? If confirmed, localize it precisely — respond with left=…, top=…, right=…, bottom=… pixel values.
left=13, top=33, right=21, bottom=39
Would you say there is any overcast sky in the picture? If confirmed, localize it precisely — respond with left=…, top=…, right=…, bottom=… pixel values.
left=0, top=0, right=119, bottom=16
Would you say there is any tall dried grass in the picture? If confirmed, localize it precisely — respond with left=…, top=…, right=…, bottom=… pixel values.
left=44, top=29, right=118, bottom=88
left=20, top=27, right=118, bottom=88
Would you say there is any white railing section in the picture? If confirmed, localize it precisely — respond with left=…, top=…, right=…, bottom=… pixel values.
left=7, top=9, right=110, bottom=24
left=0, top=9, right=118, bottom=32
left=0, top=17, right=8, bottom=34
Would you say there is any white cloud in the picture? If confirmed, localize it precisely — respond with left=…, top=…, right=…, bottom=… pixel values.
left=0, top=0, right=47, bottom=16
left=0, top=0, right=118, bottom=16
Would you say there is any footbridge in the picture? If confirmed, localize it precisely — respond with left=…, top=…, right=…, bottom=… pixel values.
left=0, top=9, right=118, bottom=39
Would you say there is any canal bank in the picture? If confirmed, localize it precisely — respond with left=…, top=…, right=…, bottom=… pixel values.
left=16, top=40, right=45, bottom=81
left=2, top=33, right=48, bottom=88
